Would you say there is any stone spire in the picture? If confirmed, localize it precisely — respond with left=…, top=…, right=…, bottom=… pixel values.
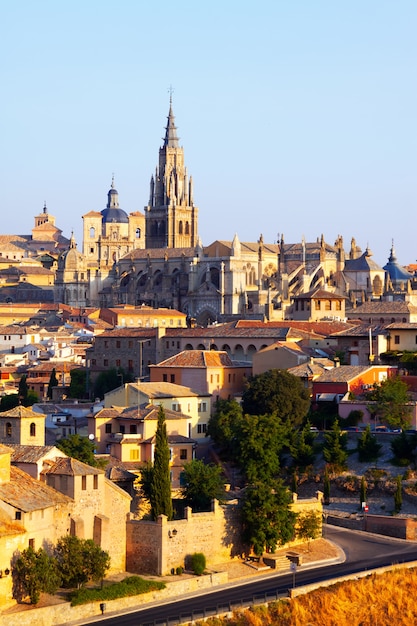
left=163, top=94, right=180, bottom=148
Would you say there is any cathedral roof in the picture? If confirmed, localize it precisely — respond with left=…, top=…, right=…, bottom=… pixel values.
left=383, top=243, right=413, bottom=282
left=344, top=248, right=383, bottom=271
left=163, top=97, right=180, bottom=148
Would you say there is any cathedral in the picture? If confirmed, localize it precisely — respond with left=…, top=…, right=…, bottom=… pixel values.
left=3, top=98, right=416, bottom=324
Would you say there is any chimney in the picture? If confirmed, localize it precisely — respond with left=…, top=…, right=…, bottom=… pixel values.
left=334, top=357, right=340, bottom=368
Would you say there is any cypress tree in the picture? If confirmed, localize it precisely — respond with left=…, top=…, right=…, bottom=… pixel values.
left=323, top=465, right=330, bottom=505
left=394, top=475, right=402, bottom=514
left=150, top=405, right=173, bottom=521
left=47, top=368, right=59, bottom=400
left=360, top=475, right=367, bottom=509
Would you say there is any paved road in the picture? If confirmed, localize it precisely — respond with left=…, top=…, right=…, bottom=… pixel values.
left=78, top=526, right=417, bottom=626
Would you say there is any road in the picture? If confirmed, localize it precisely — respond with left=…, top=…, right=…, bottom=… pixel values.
left=79, top=526, right=417, bottom=626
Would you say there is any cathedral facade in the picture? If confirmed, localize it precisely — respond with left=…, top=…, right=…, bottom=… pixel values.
left=51, top=100, right=416, bottom=324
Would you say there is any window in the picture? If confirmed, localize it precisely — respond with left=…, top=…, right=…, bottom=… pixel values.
left=128, top=360, right=133, bottom=371
left=197, top=423, right=207, bottom=434
left=325, top=300, right=331, bottom=311
left=116, top=359, right=121, bottom=367
left=91, top=359, right=96, bottom=366
left=119, top=425, right=125, bottom=434
left=6, top=422, right=12, bottom=437
left=163, top=373, right=168, bottom=382
left=198, top=402, right=207, bottom=413
left=130, top=424, right=137, bottom=434
left=30, top=422, right=36, bottom=437
left=15, top=511, right=22, bottom=521
left=29, top=538, right=35, bottom=549
left=93, top=475, right=98, bottom=489
left=105, top=423, right=112, bottom=434
left=180, top=449, right=187, bottom=460
left=104, top=359, right=108, bottom=366
left=130, top=449, right=139, bottom=460
left=82, top=475, right=87, bottom=490
left=394, top=335, right=400, bottom=345
left=116, top=341, right=121, bottom=348
left=170, top=374, right=175, bottom=383
left=104, top=341, right=108, bottom=348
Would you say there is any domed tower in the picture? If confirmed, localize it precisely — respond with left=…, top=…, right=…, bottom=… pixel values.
left=83, top=177, right=145, bottom=267
left=145, top=97, right=198, bottom=249
left=54, top=232, right=89, bottom=306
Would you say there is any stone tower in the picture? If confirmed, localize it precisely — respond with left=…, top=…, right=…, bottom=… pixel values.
left=145, top=98, right=198, bottom=249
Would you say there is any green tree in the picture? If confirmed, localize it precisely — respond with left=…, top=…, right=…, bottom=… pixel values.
left=93, top=367, right=132, bottom=400
left=323, top=420, right=348, bottom=470
left=242, top=479, right=296, bottom=556
left=181, top=459, right=224, bottom=512
left=366, top=376, right=412, bottom=430
left=55, top=535, right=110, bottom=588
left=291, top=470, right=298, bottom=495
left=190, top=552, right=206, bottom=576
left=360, top=475, right=367, bottom=509
left=0, top=393, right=19, bottom=412
left=391, top=431, right=417, bottom=466
left=323, top=465, right=331, bottom=505
left=207, top=398, right=244, bottom=459
left=290, top=421, right=317, bottom=469
left=56, top=434, right=99, bottom=467
left=296, top=510, right=321, bottom=551
left=241, top=369, right=310, bottom=428
left=238, top=413, right=287, bottom=483
left=18, top=374, right=28, bottom=403
left=47, top=367, right=58, bottom=400
left=357, top=425, right=382, bottom=463
left=14, top=546, right=61, bottom=604
left=137, top=460, right=154, bottom=502
left=394, top=475, right=402, bottom=513
left=150, top=405, right=173, bottom=521
left=69, top=368, right=87, bottom=399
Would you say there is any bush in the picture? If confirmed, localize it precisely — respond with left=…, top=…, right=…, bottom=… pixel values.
left=190, top=552, right=206, bottom=576
left=68, top=576, right=165, bottom=606
left=176, top=566, right=184, bottom=575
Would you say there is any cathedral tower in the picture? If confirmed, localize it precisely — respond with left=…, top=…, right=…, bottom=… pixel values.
left=145, top=98, right=198, bottom=249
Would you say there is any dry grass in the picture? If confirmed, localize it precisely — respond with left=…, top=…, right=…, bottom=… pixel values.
left=198, top=566, right=417, bottom=626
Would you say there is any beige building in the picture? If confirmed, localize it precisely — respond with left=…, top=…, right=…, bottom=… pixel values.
left=100, top=381, right=211, bottom=441
left=0, top=406, right=46, bottom=447
left=149, top=350, right=252, bottom=408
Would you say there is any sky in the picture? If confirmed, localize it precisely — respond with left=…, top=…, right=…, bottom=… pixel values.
left=2, top=1, right=416, bottom=267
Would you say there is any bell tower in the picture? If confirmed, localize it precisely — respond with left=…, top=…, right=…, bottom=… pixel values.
left=145, top=97, right=198, bottom=249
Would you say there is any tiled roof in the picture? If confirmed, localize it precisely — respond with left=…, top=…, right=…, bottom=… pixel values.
left=314, top=365, right=371, bottom=383
left=8, top=445, right=63, bottom=463
left=352, top=301, right=417, bottom=314
left=0, top=405, right=44, bottom=419
left=143, top=434, right=196, bottom=445
left=116, top=404, right=192, bottom=421
left=156, top=350, right=234, bottom=368
left=44, top=456, right=103, bottom=476
left=386, top=322, right=417, bottom=330
left=330, top=324, right=389, bottom=338
left=294, top=287, right=347, bottom=300
left=128, top=381, right=206, bottom=398
left=95, top=328, right=158, bottom=338
left=0, top=466, right=71, bottom=511
left=288, top=361, right=334, bottom=377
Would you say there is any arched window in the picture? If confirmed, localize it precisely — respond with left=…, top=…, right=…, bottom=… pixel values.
left=179, top=221, right=183, bottom=234
left=185, top=222, right=190, bottom=235
left=89, top=227, right=95, bottom=238
left=30, top=423, right=36, bottom=437
left=136, top=228, right=141, bottom=238
left=6, top=422, right=12, bottom=437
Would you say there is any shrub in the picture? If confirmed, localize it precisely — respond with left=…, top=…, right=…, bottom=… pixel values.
left=176, top=566, right=184, bottom=575
left=68, top=576, right=165, bottom=606
left=190, top=552, right=206, bottom=576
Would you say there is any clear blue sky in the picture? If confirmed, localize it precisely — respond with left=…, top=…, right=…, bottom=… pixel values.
left=2, top=1, right=416, bottom=267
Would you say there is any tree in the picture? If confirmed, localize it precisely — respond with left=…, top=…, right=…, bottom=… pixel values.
left=291, top=470, right=298, bottom=495
left=56, top=434, right=98, bottom=467
left=0, top=393, right=19, bottom=412
left=357, top=425, right=382, bottom=463
left=242, top=479, right=296, bottom=556
left=55, top=535, right=110, bottom=588
left=238, top=413, right=287, bottom=483
left=296, top=510, right=321, bottom=551
left=391, top=431, right=417, bottom=466
left=181, top=459, right=224, bottom=512
left=360, top=476, right=367, bottom=509
left=394, top=475, right=402, bottom=513
left=150, top=405, right=173, bottom=521
left=366, top=376, right=412, bottom=430
left=18, top=374, right=28, bottom=403
left=207, top=398, right=244, bottom=459
left=14, top=546, right=61, bottom=604
left=241, top=369, right=310, bottom=428
left=69, top=368, right=87, bottom=399
left=190, top=552, right=206, bottom=576
left=323, top=465, right=331, bottom=505
left=323, top=420, right=348, bottom=470
left=47, top=367, right=58, bottom=400
left=290, top=421, right=317, bottom=469
left=137, top=460, right=154, bottom=502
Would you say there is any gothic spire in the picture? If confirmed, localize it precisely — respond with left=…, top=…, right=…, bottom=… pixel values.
left=163, top=95, right=180, bottom=148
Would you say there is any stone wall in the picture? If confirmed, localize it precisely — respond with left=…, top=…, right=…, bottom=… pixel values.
left=365, top=514, right=417, bottom=540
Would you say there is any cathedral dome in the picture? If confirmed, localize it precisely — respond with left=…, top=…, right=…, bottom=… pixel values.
left=101, top=179, right=128, bottom=224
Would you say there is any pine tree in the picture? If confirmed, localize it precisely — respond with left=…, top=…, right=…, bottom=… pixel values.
left=394, top=475, right=402, bottom=514
left=357, top=425, right=382, bottom=463
left=323, top=420, right=348, bottom=470
left=150, top=405, right=173, bottom=521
